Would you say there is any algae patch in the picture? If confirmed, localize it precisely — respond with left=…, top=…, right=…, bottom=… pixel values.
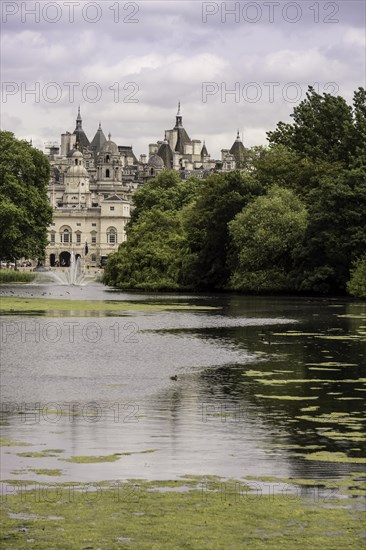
left=0, top=296, right=218, bottom=315
left=255, top=394, right=319, bottom=401
left=60, top=450, right=157, bottom=463
left=301, top=451, right=366, bottom=464
left=0, top=438, right=32, bottom=447
left=1, top=477, right=365, bottom=549
left=16, top=449, right=64, bottom=458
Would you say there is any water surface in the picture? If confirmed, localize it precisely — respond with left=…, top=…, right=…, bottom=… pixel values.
left=1, top=284, right=365, bottom=493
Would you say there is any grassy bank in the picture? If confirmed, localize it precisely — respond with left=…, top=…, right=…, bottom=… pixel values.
left=0, top=271, right=35, bottom=284
left=0, top=296, right=217, bottom=315
left=1, top=477, right=365, bottom=549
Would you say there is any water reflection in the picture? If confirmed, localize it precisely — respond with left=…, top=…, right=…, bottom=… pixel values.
left=1, top=288, right=365, bottom=491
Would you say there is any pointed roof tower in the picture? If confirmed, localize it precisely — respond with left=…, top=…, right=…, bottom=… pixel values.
left=229, top=130, right=246, bottom=166
left=157, top=139, right=174, bottom=169
left=73, top=107, right=90, bottom=150
left=90, top=122, right=107, bottom=157
left=173, top=102, right=191, bottom=154
left=201, top=140, right=208, bottom=158
left=175, top=101, right=182, bottom=128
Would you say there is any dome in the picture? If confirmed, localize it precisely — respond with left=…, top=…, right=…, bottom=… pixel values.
left=67, top=163, right=89, bottom=178
left=148, top=154, right=164, bottom=169
left=67, top=148, right=84, bottom=158
left=101, top=139, right=119, bottom=155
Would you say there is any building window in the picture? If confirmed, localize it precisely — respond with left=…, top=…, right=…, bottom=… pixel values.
left=107, top=228, right=117, bottom=244
left=61, top=228, right=71, bottom=243
left=76, top=233, right=81, bottom=244
left=106, top=169, right=110, bottom=178
left=91, top=231, right=97, bottom=244
left=110, top=206, right=115, bottom=211
left=91, top=254, right=96, bottom=262
left=50, top=233, right=55, bottom=244
left=76, top=223, right=81, bottom=226
left=92, top=223, right=96, bottom=227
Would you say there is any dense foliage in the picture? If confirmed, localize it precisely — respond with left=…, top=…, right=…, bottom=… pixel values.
left=0, top=131, right=53, bottom=261
left=347, top=254, right=366, bottom=298
left=104, top=88, right=366, bottom=296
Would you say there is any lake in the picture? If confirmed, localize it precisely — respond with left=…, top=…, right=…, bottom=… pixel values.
left=1, top=283, right=365, bottom=493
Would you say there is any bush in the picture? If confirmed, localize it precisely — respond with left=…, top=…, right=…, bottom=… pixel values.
left=0, top=270, right=35, bottom=284
left=347, top=255, right=366, bottom=298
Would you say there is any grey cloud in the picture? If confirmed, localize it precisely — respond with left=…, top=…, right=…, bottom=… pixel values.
left=1, top=0, right=364, bottom=157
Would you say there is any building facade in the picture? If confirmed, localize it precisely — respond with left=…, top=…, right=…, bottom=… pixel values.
left=44, top=106, right=247, bottom=267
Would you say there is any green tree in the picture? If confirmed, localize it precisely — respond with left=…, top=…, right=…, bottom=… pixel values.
left=184, top=171, right=263, bottom=289
left=104, top=208, right=187, bottom=290
left=229, top=186, right=308, bottom=292
left=0, top=131, right=52, bottom=261
left=293, top=168, right=366, bottom=294
left=347, top=254, right=366, bottom=298
left=351, top=87, right=366, bottom=168
left=130, top=170, right=199, bottom=224
left=267, top=87, right=365, bottom=167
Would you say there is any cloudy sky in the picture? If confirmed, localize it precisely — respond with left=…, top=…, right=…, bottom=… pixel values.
left=1, top=0, right=365, bottom=158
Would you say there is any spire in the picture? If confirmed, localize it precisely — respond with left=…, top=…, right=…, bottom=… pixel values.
left=76, top=106, right=82, bottom=130
left=230, top=130, right=246, bottom=165
left=90, top=123, right=107, bottom=157
left=108, top=132, right=112, bottom=141
left=175, top=101, right=182, bottom=128
left=73, top=107, right=90, bottom=148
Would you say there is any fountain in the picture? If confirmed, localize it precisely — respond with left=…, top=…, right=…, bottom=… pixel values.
left=67, top=251, right=83, bottom=285
left=34, top=251, right=86, bottom=285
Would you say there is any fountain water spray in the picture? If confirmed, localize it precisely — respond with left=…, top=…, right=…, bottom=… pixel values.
left=35, top=252, right=86, bottom=285
left=68, top=251, right=83, bottom=285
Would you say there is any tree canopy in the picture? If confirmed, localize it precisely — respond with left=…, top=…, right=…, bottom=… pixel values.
left=229, top=186, right=307, bottom=292
left=0, top=131, right=52, bottom=261
left=105, top=87, right=366, bottom=297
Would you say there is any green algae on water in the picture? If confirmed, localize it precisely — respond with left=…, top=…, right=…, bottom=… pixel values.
left=0, top=437, right=32, bottom=447
left=301, top=451, right=366, bottom=464
left=60, top=450, right=157, bottom=463
left=1, top=477, right=365, bottom=550
left=0, top=296, right=218, bottom=315
left=29, top=469, right=63, bottom=476
left=59, top=454, right=123, bottom=463
left=255, top=394, right=319, bottom=401
left=16, top=449, right=64, bottom=458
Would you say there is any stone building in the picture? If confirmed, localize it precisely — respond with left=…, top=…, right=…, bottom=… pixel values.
left=44, top=106, right=247, bottom=267
left=45, top=110, right=132, bottom=268
left=148, top=103, right=245, bottom=177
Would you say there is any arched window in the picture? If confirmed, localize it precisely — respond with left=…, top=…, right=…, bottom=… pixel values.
left=106, top=155, right=110, bottom=163
left=60, top=227, right=72, bottom=244
left=106, top=169, right=110, bottom=178
left=107, top=227, right=117, bottom=244
left=91, top=231, right=97, bottom=245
